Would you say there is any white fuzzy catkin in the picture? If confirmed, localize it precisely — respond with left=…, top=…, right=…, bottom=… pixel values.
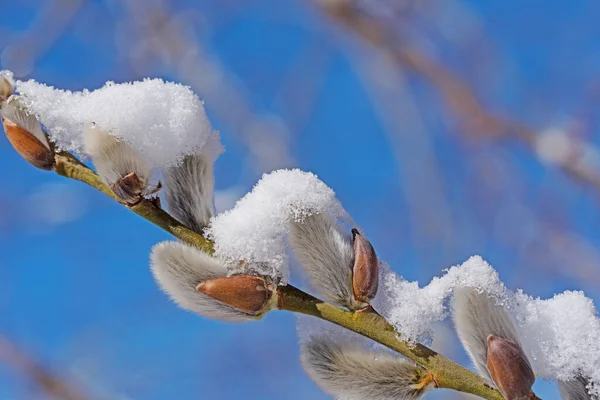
left=289, top=213, right=362, bottom=310
left=451, top=287, right=525, bottom=384
left=164, top=134, right=223, bottom=234
left=16, top=77, right=216, bottom=168
left=207, top=169, right=349, bottom=284
left=559, top=377, right=598, bottom=400
left=83, top=122, right=153, bottom=191
left=301, top=337, right=434, bottom=400
left=1, top=96, right=50, bottom=150
left=150, top=241, right=250, bottom=322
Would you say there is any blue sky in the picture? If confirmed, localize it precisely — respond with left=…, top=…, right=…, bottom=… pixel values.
left=1, top=1, right=600, bottom=399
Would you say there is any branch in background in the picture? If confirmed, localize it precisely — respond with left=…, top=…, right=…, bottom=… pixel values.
left=0, top=335, right=88, bottom=400
left=309, top=0, right=600, bottom=194
left=52, top=150, right=503, bottom=400
left=1, top=0, right=84, bottom=76
left=121, top=0, right=296, bottom=173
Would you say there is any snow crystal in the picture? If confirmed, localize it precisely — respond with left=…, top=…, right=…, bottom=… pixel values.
left=376, top=256, right=505, bottom=344
left=515, top=290, right=600, bottom=393
left=206, top=169, right=350, bottom=284
left=15, top=77, right=216, bottom=167
left=377, top=255, right=600, bottom=395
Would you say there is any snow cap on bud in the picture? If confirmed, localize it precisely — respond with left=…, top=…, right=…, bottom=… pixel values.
left=301, top=337, right=435, bottom=400
left=196, top=275, right=275, bottom=316
left=164, top=134, right=221, bottom=233
left=352, top=228, right=378, bottom=304
left=1, top=96, right=54, bottom=170
left=150, top=241, right=261, bottom=322
left=451, top=287, right=524, bottom=383
left=289, top=214, right=365, bottom=310
left=0, top=70, right=14, bottom=104
left=83, top=123, right=157, bottom=205
left=486, top=335, right=535, bottom=400
left=559, top=376, right=597, bottom=400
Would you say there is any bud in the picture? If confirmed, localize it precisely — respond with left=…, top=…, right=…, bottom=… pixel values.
left=486, top=335, right=535, bottom=400
left=351, top=229, right=379, bottom=304
left=2, top=117, right=54, bottom=170
left=111, top=172, right=149, bottom=205
left=1, top=95, right=54, bottom=170
left=452, top=288, right=523, bottom=383
left=150, top=241, right=253, bottom=322
left=196, top=275, right=274, bottom=316
left=83, top=123, right=158, bottom=205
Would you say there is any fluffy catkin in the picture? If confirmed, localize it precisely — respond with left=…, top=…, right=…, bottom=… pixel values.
left=289, top=213, right=364, bottom=310
left=301, top=337, right=434, bottom=400
left=1, top=96, right=50, bottom=149
left=150, top=241, right=251, bottom=322
left=559, top=376, right=598, bottom=400
left=164, top=140, right=218, bottom=233
left=452, top=287, right=527, bottom=384
left=83, top=123, right=152, bottom=190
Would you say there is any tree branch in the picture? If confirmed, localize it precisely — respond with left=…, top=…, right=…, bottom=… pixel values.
left=308, top=0, right=600, bottom=195
left=52, top=151, right=503, bottom=400
left=0, top=335, right=87, bottom=400
left=277, top=285, right=502, bottom=399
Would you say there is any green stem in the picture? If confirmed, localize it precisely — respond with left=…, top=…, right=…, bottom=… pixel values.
left=54, top=153, right=213, bottom=252
left=52, top=151, right=503, bottom=400
left=277, top=285, right=502, bottom=399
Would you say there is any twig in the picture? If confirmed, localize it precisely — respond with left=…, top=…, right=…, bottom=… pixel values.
left=52, top=151, right=503, bottom=400
left=0, top=335, right=87, bottom=400
left=308, top=0, right=600, bottom=195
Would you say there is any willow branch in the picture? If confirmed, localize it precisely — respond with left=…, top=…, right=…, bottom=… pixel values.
left=0, top=335, right=87, bottom=400
left=309, top=0, right=600, bottom=195
left=277, top=286, right=502, bottom=399
left=52, top=151, right=502, bottom=400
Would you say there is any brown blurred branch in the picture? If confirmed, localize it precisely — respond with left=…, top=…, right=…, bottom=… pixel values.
left=2, top=0, right=85, bottom=76
left=121, top=0, right=296, bottom=173
left=309, top=0, right=600, bottom=193
left=0, top=336, right=88, bottom=400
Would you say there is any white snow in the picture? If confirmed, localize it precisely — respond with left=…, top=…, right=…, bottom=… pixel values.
left=8, top=71, right=600, bottom=395
left=15, top=77, right=217, bottom=167
left=376, top=256, right=506, bottom=344
left=206, top=169, right=350, bottom=284
left=376, top=255, right=600, bottom=396
left=515, top=290, right=600, bottom=394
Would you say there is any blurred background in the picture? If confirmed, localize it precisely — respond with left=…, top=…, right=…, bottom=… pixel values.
left=1, top=0, right=600, bottom=399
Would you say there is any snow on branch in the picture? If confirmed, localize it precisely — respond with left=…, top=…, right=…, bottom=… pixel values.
left=4, top=69, right=600, bottom=399
left=206, top=169, right=351, bottom=284
left=15, top=78, right=218, bottom=167
left=377, top=256, right=600, bottom=396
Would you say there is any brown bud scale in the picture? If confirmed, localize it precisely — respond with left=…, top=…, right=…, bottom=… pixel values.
left=196, top=275, right=273, bottom=315
left=2, top=118, right=54, bottom=170
left=110, top=172, right=146, bottom=205
left=352, top=229, right=378, bottom=303
left=486, top=335, right=535, bottom=400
